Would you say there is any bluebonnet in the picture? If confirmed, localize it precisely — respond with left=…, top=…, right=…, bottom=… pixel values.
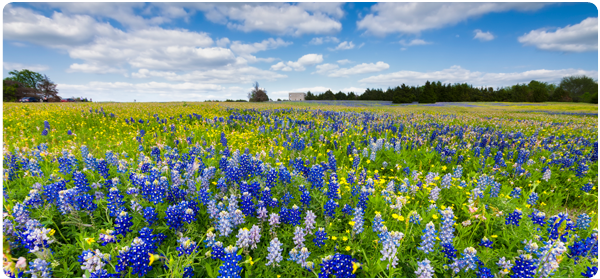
left=352, top=207, right=364, bottom=236
left=293, top=226, right=307, bottom=248
left=409, top=211, right=422, bottom=225
left=98, top=229, right=118, bottom=246
left=537, top=240, right=567, bottom=277
left=176, top=237, right=197, bottom=256
left=509, top=187, right=522, bottom=199
left=582, top=266, right=598, bottom=278
left=217, top=211, right=234, bottom=237
left=20, top=226, right=54, bottom=252
left=300, top=189, right=311, bottom=208
left=240, top=192, right=255, bottom=217
left=78, top=249, right=110, bottom=273
left=528, top=209, right=546, bottom=227
left=107, top=187, right=126, bottom=218
left=116, top=237, right=157, bottom=277
left=313, top=228, right=327, bottom=248
left=318, top=253, right=360, bottom=278
left=479, top=237, right=493, bottom=248
left=496, top=257, right=513, bottom=276
left=183, top=266, right=194, bottom=278
left=476, top=262, right=494, bottom=278
left=144, top=207, right=158, bottom=226
left=327, top=174, right=340, bottom=200
left=505, top=209, right=522, bottom=226
left=415, top=258, right=434, bottom=278
left=26, top=259, right=52, bottom=278
left=324, top=199, right=338, bottom=219
left=114, top=211, right=133, bottom=237
left=526, top=192, right=539, bottom=206
left=418, top=222, right=437, bottom=254
left=218, top=246, right=243, bottom=278
left=304, top=210, right=317, bottom=233
left=309, top=165, right=324, bottom=189
left=357, top=187, right=370, bottom=210
left=576, top=213, right=592, bottom=230
left=24, top=189, right=43, bottom=209
left=279, top=165, right=291, bottom=184
left=510, top=254, right=538, bottom=278
left=581, top=182, right=593, bottom=193
left=568, top=235, right=596, bottom=264
left=266, top=237, right=283, bottom=267
left=211, top=242, right=225, bottom=260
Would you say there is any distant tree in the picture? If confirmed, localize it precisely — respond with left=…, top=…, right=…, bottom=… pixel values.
left=5, top=69, right=44, bottom=89
left=335, top=91, right=347, bottom=100
left=419, top=81, right=436, bottom=103
left=306, top=91, right=314, bottom=100
left=560, top=75, right=598, bottom=102
left=529, top=80, right=548, bottom=102
left=322, top=90, right=335, bottom=100
left=248, top=81, right=269, bottom=102
left=37, top=75, right=60, bottom=102
left=3, top=80, right=40, bottom=102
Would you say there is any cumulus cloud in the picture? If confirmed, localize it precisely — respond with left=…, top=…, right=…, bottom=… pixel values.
left=329, top=41, right=355, bottom=51
left=399, top=39, right=432, bottom=46
left=131, top=66, right=287, bottom=84
left=193, top=3, right=343, bottom=36
left=518, top=17, right=598, bottom=52
left=229, top=38, right=292, bottom=54
left=315, top=61, right=390, bottom=77
left=359, top=65, right=598, bottom=87
left=309, top=36, right=339, bottom=45
left=67, top=63, right=126, bottom=74
left=270, top=54, right=323, bottom=71
left=57, top=81, right=247, bottom=102
left=357, top=3, right=548, bottom=36
left=337, top=59, right=352, bottom=65
left=3, top=62, right=49, bottom=72
left=474, top=29, right=495, bottom=41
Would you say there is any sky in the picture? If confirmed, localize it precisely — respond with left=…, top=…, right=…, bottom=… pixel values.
left=3, top=2, right=598, bottom=102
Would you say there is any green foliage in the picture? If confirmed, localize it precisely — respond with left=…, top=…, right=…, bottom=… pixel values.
left=6, top=69, right=45, bottom=88
left=560, top=75, right=598, bottom=102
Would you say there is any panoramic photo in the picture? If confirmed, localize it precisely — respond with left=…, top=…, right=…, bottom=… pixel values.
left=2, top=2, right=598, bottom=278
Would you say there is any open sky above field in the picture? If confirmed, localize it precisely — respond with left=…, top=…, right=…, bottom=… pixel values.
left=3, top=2, right=598, bottom=102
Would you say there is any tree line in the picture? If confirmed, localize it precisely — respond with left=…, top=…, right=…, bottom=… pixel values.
left=3, top=69, right=61, bottom=102
left=305, top=75, right=598, bottom=103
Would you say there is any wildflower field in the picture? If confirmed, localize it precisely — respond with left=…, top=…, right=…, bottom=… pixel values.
left=2, top=101, right=598, bottom=278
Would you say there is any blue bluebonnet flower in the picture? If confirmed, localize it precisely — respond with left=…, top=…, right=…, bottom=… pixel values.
left=26, top=158, right=44, bottom=177
left=98, top=229, right=118, bottom=246
left=568, top=235, right=596, bottom=264
left=475, top=261, right=493, bottom=278
left=505, top=209, right=522, bottom=226
left=240, top=192, right=255, bottom=217
left=541, top=168, right=551, bottom=182
left=143, top=207, right=158, bottom=226
left=352, top=207, right=364, bottom=236
left=415, top=258, right=434, bottom=278
left=581, top=182, right=593, bottom=193
left=576, top=213, right=592, bottom=230
left=582, top=266, right=598, bottom=278
left=439, top=207, right=455, bottom=246
left=116, top=237, right=156, bottom=277
left=248, top=225, right=261, bottom=249
left=204, top=231, right=216, bottom=248
left=75, top=193, right=97, bottom=212
left=372, top=212, right=384, bottom=233
left=218, top=246, right=242, bottom=278
left=165, top=204, right=185, bottom=231
left=78, top=249, right=110, bottom=273
left=217, top=211, right=234, bottom=237
left=496, top=257, right=513, bottom=276
left=235, top=227, right=251, bottom=251
left=107, top=187, right=126, bottom=218
left=26, top=259, right=52, bottom=278
left=231, top=209, right=245, bottom=227
left=313, top=228, right=327, bottom=248
left=293, top=226, right=307, bottom=248
left=279, top=165, right=291, bottom=184
left=304, top=210, right=317, bottom=234
left=460, top=247, right=479, bottom=272
left=211, top=241, right=225, bottom=260
left=24, top=189, right=43, bottom=209
left=296, top=247, right=311, bottom=268
left=318, top=253, right=360, bottom=278
left=509, top=187, right=522, bottom=199
left=379, top=227, right=404, bottom=269
left=418, top=222, right=437, bottom=254
left=182, top=266, right=194, bottom=278
left=324, top=199, right=338, bottom=219
left=528, top=209, right=546, bottom=227
left=20, top=226, right=54, bottom=252
left=537, top=240, right=567, bottom=277
left=176, top=237, right=197, bottom=256
left=266, top=237, right=283, bottom=267
left=409, top=211, right=422, bottom=225
left=575, top=161, right=589, bottom=178
left=526, top=192, right=539, bottom=206
left=510, top=254, right=538, bottom=278
left=309, top=165, right=325, bottom=190
left=479, top=237, right=493, bottom=248
left=342, top=204, right=353, bottom=216
left=114, top=211, right=133, bottom=237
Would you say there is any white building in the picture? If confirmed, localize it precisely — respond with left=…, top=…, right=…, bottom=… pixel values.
left=289, top=92, right=306, bottom=101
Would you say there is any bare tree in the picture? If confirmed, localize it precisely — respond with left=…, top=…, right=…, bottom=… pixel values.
left=248, top=82, right=269, bottom=102
left=36, top=75, right=60, bottom=102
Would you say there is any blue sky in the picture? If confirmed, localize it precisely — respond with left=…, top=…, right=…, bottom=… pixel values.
left=3, top=2, right=598, bottom=102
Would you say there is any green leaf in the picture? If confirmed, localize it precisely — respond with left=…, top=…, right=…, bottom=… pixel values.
left=205, top=263, right=214, bottom=278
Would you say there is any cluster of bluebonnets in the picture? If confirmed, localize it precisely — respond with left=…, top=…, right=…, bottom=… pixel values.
left=2, top=104, right=598, bottom=278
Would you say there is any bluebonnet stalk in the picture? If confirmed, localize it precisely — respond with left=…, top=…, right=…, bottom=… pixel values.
left=510, top=254, right=538, bottom=278
left=372, top=212, right=384, bottom=233
left=211, top=242, right=225, bottom=260
left=266, top=237, right=283, bottom=267
left=218, top=246, right=242, bottom=278
left=114, top=211, right=133, bottom=237
left=304, top=210, right=316, bottom=234
left=505, top=209, right=522, bottom=226
left=509, top=187, right=522, bottom=199
left=313, top=228, right=327, bottom=248
left=479, top=237, right=493, bottom=248
left=26, top=259, right=52, bottom=278
left=324, top=199, right=338, bottom=219
left=496, top=257, right=513, bottom=277
left=352, top=207, right=364, bottom=236
left=217, top=211, right=233, bottom=237
left=418, top=222, right=437, bottom=254
left=176, top=237, right=197, bottom=256
left=576, top=213, right=591, bottom=230
left=293, top=226, right=307, bottom=248
left=415, top=258, right=434, bottom=278
left=143, top=207, right=158, bottom=226
left=98, top=229, right=118, bottom=246
left=526, top=192, right=539, bottom=206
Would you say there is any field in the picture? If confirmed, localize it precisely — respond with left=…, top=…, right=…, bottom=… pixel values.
left=2, top=101, right=598, bottom=278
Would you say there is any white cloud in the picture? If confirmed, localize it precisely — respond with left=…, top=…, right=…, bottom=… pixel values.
left=4, top=6, right=120, bottom=48
left=131, top=66, right=287, bottom=84
left=229, top=38, right=292, bottom=54
left=270, top=54, right=323, bottom=71
left=194, top=3, right=343, bottom=36
left=309, top=36, right=339, bottom=45
left=359, top=65, right=598, bottom=87
left=296, top=2, right=345, bottom=19
left=399, top=39, right=432, bottom=46
left=57, top=81, right=247, bottom=102
left=329, top=41, right=355, bottom=51
left=357, top=3, right=548, bottom=36
left=474, top=29, right=495, bottom=41
left=67, top=63, right=126, bottom=74
left=216, top=38, right=231, bottom=47
left=315, top=61, right=390, bottom=77
left=3, top=62, right=49, bottom=72
left=518, top=17, right=598, bottom=52
left=337, top=59, right=352, bottom=65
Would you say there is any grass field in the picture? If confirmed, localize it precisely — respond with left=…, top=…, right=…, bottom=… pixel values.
left=2, top=101, right=598, bottom=278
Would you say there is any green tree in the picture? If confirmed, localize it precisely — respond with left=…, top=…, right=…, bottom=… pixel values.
left=419, top=81, right=436, bottom=103
left=5, top=69, right=44, bottom=88
left=559, top=75, right=598, bottom=102
left=248, top=82, right=269, bottom=102
left=528, top=80, right=548, bottom=102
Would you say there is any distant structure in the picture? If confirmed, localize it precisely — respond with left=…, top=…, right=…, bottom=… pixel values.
left=289, top=92, right=306, bottom=101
